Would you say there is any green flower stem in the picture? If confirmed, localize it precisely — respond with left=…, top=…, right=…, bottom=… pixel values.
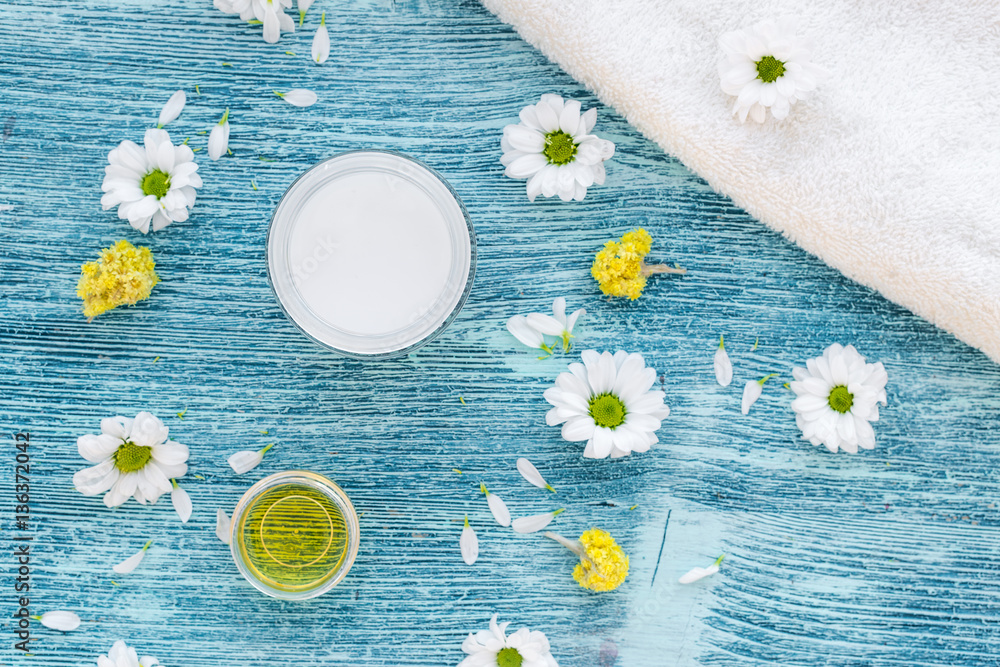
left=757, top=373, right=778, bottom=386
left=712, top=554, right=726, bottom=567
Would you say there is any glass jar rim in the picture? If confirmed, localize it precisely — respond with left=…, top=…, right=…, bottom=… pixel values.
left=230, top=470, right=360, bottom=600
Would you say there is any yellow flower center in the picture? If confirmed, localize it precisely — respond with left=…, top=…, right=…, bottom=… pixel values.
left=542, top=130, right=578, bottom=165
left=141, top=169, right=171, bottom=198
left=496, top=647, right=523, bottom=667
left=573, top=528, right=629, bottom=592
left=113, top=441, right=152, bottom=473
left=756, top=55, right=786, bottom=83
left=589, top=393, right=626, bottom=429
left=828, top=385, right=854, bottom=414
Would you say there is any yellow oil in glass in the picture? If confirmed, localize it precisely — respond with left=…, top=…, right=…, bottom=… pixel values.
left=239, top=483, right=348, bottom=593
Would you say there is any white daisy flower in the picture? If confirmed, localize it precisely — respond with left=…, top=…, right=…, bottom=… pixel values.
left=37, top=610, right=81, bottom=632
left=714, top=336, right=733, bottom=387
left=113, top=540, right=152, bottom=575
left=678, top=555, right=725, bottom=584
left=526, top=297, right=586, bottom=353
left=208, top=109, right=230, bottom=161
left=214, top=0, right=294, bottom=44
left=460, top=614, right=559, bottom=667
left=216, top=508, right=232, bottom=545
left=790, top=343, right=888, bottom=454
left=170, top=479, right=192, bottom=523
left=718, top=17, right=830, bottom=123
left=96, top=639, right=160, bottom=667
left=311, top=13, right=330, bottom=64
left=511, top=509, right=563, bottom=534
left=157, top=90, right=185, bottom=128
left=274, top=88, right=318, bottom=107
left=544, top=350, right=670, bottom=459
left=516, top=458, right=555, bottom=492
left=227, top=443, right=275, bottom=474
left=460, top=516, right=478, bottom=565
left=500, top=93, right=615, bottom=202
left=480, top=484, right=511, bottom=527
left=73, top=412, right=190, bottom=508
left=100, top=129, right=202, bottom=234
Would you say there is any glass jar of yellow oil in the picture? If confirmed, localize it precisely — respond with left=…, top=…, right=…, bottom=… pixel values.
left=230, top=470, right=359, bottom=600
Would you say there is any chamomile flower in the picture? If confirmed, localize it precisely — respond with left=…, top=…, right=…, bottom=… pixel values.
left=96, top=640, right=160, bottom=667
left=790, top=343, right=888, bottom=453
left=214, top=0, right=295, bottom=44
left=73, top=412, right=189, bottom=508
left=101, top=129, right=201, bottom=233
left=545, top=528, right=629, bottom=592
left=459, top=614, right=558, bottom=667
left=77, top=240, right=159, bottom=320
left=500, top=93, right=615, bottom=202
left=591, top=228, right=685, bottom=300
left=544, top=350, right=670, bottom=459
left=718, top=18, right=830, bottom=123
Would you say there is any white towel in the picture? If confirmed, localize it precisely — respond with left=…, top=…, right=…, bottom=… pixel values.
left=482, top=0, right=1000, bottom=363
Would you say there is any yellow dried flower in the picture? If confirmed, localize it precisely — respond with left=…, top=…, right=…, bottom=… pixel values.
left=77, top=240, right=159, bottom=320
left=572, top=528, right=629, bottom=592
left=591, top=227, right=685, bottom=300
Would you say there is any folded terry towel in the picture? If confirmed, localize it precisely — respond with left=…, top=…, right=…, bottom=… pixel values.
left=482, top=0, right=1000, bottom=363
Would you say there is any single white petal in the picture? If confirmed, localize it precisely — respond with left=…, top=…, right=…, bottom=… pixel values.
left=460, top=520, right=478, bottom=565
left=262, top=9, right=280, bottom=43
left=216, top=509, right=232, bottom=545
left=714, top=342, right=733, bottom=387
left=112, top=545, right=148, bottom=574
left=525, top=312, right=564, bottom=337
left=512, top=510, right=559, bottom=534
left=298, top=0, right=315, bottom=11
left=157, top=90, right=185, bottom=127
left=228, top=450, right=263, bottom=474
left=741, top=380, right=762, bottom=414
left=130, top=411, right=169, bottom=448
left=208, top=123, right=229, bottom=161
left=171, top=485, right=192, bottom=523
left=516, top=458, right=552, bottom=491
left=279, top=89, right=317, bottom=107
left=77, top=433, right=121, bottom=463
left=39, top=611, right=81, bottom=632
left=312, top=24, right=330, bottom=64
left=506, top=315, right=545, bottom=349
left=486, top=492, right=511, bottom=527
left=679, top=564, right=720, bottom=584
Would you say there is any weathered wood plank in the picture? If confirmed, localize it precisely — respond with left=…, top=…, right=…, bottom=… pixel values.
left=1, top=1, right=999, bottom=665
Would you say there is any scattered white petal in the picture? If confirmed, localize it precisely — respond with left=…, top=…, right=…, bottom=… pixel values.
left=460, top=516, right=478, bottom=565
left=97, top=639, right=158, bottom=667
left=311, top=14, right=330, bottom=64
left=208, top=109, right=230, bottom=161
left=113, top=541, right=152, bottom=575
left=512, top=509, right=563, bottom=534
left=170, top=482, right=192, bottom=523
left=741, top=380, right=761, bottom=414
left=227, top=443, right=274, bottom=474
left=506, top=315, right=548, bottom=352
left=714, top=336, right=733, bottom=387
left=39, top=611, right=81, bottom=632
left=679, top=555, right=725, bottom=584
left=516, top=458, right=555, bottom=492
left=157, top=90, right=186, bottom=128
left=276, top=89, right=318, bottom=107
left=480, top=484, right=511, bottom=527
left=216, top=509, right=232, bottom=545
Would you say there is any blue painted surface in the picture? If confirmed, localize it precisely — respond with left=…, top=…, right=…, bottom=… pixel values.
left=2, top=1, right=1000, bottom=666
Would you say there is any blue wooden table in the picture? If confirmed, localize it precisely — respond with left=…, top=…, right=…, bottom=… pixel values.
left=3, top=1, right=1000, bottom=665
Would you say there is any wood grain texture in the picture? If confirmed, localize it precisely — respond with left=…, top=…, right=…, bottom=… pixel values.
left=2, top=1, right=999, bottom=666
